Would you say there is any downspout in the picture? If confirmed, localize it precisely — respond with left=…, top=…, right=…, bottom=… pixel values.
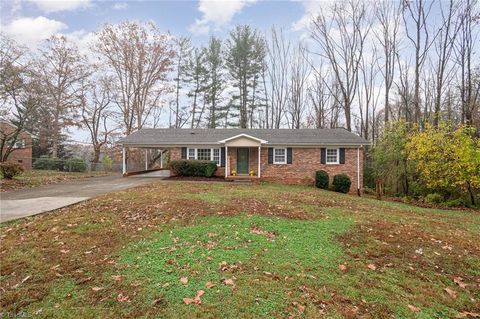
left=357, top=146, right=361, bottom=196
left=122, top=146, right=126, bottom=176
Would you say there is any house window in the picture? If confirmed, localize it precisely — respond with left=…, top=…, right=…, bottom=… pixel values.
left=13, top=139, right=25, bottom=149
left=212, top=148, right=220, bottom=165
left=188, top=148, right=196, bottom=160
left=326, top=148, right=339, bottom=164
left=273, top=148, right=287, bottom=164
left=187, top=148, right=220, bottom=165
left=197, top=148, right=211, bottom=161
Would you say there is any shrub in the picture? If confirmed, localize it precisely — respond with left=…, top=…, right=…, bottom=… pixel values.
left=424, top=193, right=444, bottom=204
left=170, top=160, right=217, bottom=177
left=315, top=170, right=329, bottom=189
left=332, top=174, right=351, bottom=193
left=33, top=156, right=62, bottom=170
left=101, top=155, right=113, bottom=171
left=0, top=162, right=24, bottom=179
left=64, top=157, right=87, bottom=172
left=443, top=198, right=467, bottom=208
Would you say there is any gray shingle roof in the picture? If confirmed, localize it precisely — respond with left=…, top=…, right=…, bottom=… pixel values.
left=117, top=128, right=369, bottom=147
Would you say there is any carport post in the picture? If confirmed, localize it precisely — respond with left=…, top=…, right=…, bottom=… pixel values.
left=145, top=149, right=148, bottom=170
left=160, top=150, right=163, bottom=168
left=122, top=147, right=126, bottom=175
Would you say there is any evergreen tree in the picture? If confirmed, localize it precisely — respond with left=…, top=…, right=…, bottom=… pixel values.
left=185, top=47, right=208, bottom=128
left=225, top=25, right=267, bottom=128
left=204, top=36, right=225, bottom=128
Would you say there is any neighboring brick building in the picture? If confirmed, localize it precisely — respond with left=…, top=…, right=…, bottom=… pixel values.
left=118, top=129, right=369, bottom=194
left=0, top=122, right=33, bottom=170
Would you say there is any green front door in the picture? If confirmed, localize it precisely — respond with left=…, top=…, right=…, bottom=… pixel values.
left=236, top=148, right=249, bottom=175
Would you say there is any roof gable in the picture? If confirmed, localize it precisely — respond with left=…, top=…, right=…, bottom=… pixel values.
left=218, top=133, right=268, bottom=144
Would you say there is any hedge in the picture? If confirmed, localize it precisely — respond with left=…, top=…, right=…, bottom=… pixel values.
left=64, top=157, right=87, bottom=172
left=332, top=174, right=351, bottom=193
left=33, top=156, right=87, bottom=172
left=315, top=170, right=329, bottom=189
left=33, top=156, right=63, bottom=171
left=170, top=160, right=217, bottom=177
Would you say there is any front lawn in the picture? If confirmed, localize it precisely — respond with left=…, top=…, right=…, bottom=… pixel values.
left=0, top=170, right=115, bottom=192
left=0, top=182, right=479, bottom=318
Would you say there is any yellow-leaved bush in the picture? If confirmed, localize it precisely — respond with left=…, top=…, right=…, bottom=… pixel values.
left=406, top=123, right=479, bottom=205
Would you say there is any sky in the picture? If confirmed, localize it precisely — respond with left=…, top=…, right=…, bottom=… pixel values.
left=0, top=0, right=318, bottom=143
left=0, top=0, right=311, bottom=48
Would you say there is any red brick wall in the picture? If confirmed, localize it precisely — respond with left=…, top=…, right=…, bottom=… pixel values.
left=168, top=146, right=364, bottom=193
left=0, top=123, right=33, bottom=170
left=260, top=148, right=363, bottom=193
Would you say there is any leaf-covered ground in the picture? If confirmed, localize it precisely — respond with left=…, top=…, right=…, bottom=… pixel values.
left=1, top=182, right=479, bottom=318
left=0, top=170, right=114, bottom=192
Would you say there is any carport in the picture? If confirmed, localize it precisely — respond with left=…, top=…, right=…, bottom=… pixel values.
left=118, top=143, right=170, bottom=176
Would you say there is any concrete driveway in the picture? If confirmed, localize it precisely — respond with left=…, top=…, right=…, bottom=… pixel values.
left=0, top=176, right=158, bottom=223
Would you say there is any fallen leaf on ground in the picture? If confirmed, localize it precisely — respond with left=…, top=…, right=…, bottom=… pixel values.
left=180, top=277, right=188, bottom=284
left=117, top=293, right=130, bottom=302
left=454, top=277, right=467, bottom=288
left=224, top=278, right=235, bottom=286
left=206, top=281, right=215, bottom=289
left=162, top=283, right=170, bottom=288
left=78, top=277, right=92, bottom=284
left=339, top=264, right=347, bottom=271
left=91, top=287, right=104, bottom=292
left=182, top=290, right=205, bottom=305
left=458, top=311, right=480, bottom=318
left=408, top=305, right=421, bottom=313
left=444, top=287, right=457, bottom=299
left=367, top=264, right=377, bottom=270
left=297, top=304, right=305, bottom=313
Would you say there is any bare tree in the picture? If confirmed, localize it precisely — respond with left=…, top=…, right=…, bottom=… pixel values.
left=456, top=0, right=480, bottom=125
left=402, top=0, right=440, bottom=125
left=37, top=35, right=90, bottom=158
left=358, top=46, right=380, bottom=139
left=374, top=1, right=401, bottom=123
left=95, top=21, right=174, bottom=135
left=431, top=0, right=462, bottom=127
left=310, top=0, right=371, bottom=131
left=172, top=37, right=193, bottom=128
left=287, top=44, right=310, bottom=129
left=0, top=37, right=42, bottom=161
left=79, top=75, right=117, bottom=169
left=266, top=27, right=290, bottom=128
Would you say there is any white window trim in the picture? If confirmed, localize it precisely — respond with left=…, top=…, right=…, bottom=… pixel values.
left=326, top=148, right=339, bottom=165
left=273, top=148, right=287, bottom=164
left=187, top=148, right=221, bottom=166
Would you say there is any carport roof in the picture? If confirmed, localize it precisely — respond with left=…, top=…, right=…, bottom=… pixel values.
left=117, top=128, right=370, bottom=147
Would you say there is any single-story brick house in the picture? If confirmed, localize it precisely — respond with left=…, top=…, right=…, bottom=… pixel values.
left=118, top=128, right=369, bottom=193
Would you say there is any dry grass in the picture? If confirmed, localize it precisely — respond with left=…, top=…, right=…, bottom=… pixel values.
left=0, top=170, right=115, bottom=192
left=0, top=181, right=479, bottom=318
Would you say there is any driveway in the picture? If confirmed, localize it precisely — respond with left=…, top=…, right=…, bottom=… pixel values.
left=0, top=176, right=158, bottom=223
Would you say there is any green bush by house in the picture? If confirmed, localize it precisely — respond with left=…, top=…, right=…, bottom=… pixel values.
left=333, top=174, right=351, bottom=193
left=424, top=193, right=444, bottom=204
left=33, top=156, right=87, bottom=172
left=170, top=160, right=217, bottom=177
left=33, top=156, right=63, bottom=171
left=315, top=170, right=329, bottom=189
left=0, top=162, right=24, bottom=179
left=64, top=157, right=87, bottom=172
